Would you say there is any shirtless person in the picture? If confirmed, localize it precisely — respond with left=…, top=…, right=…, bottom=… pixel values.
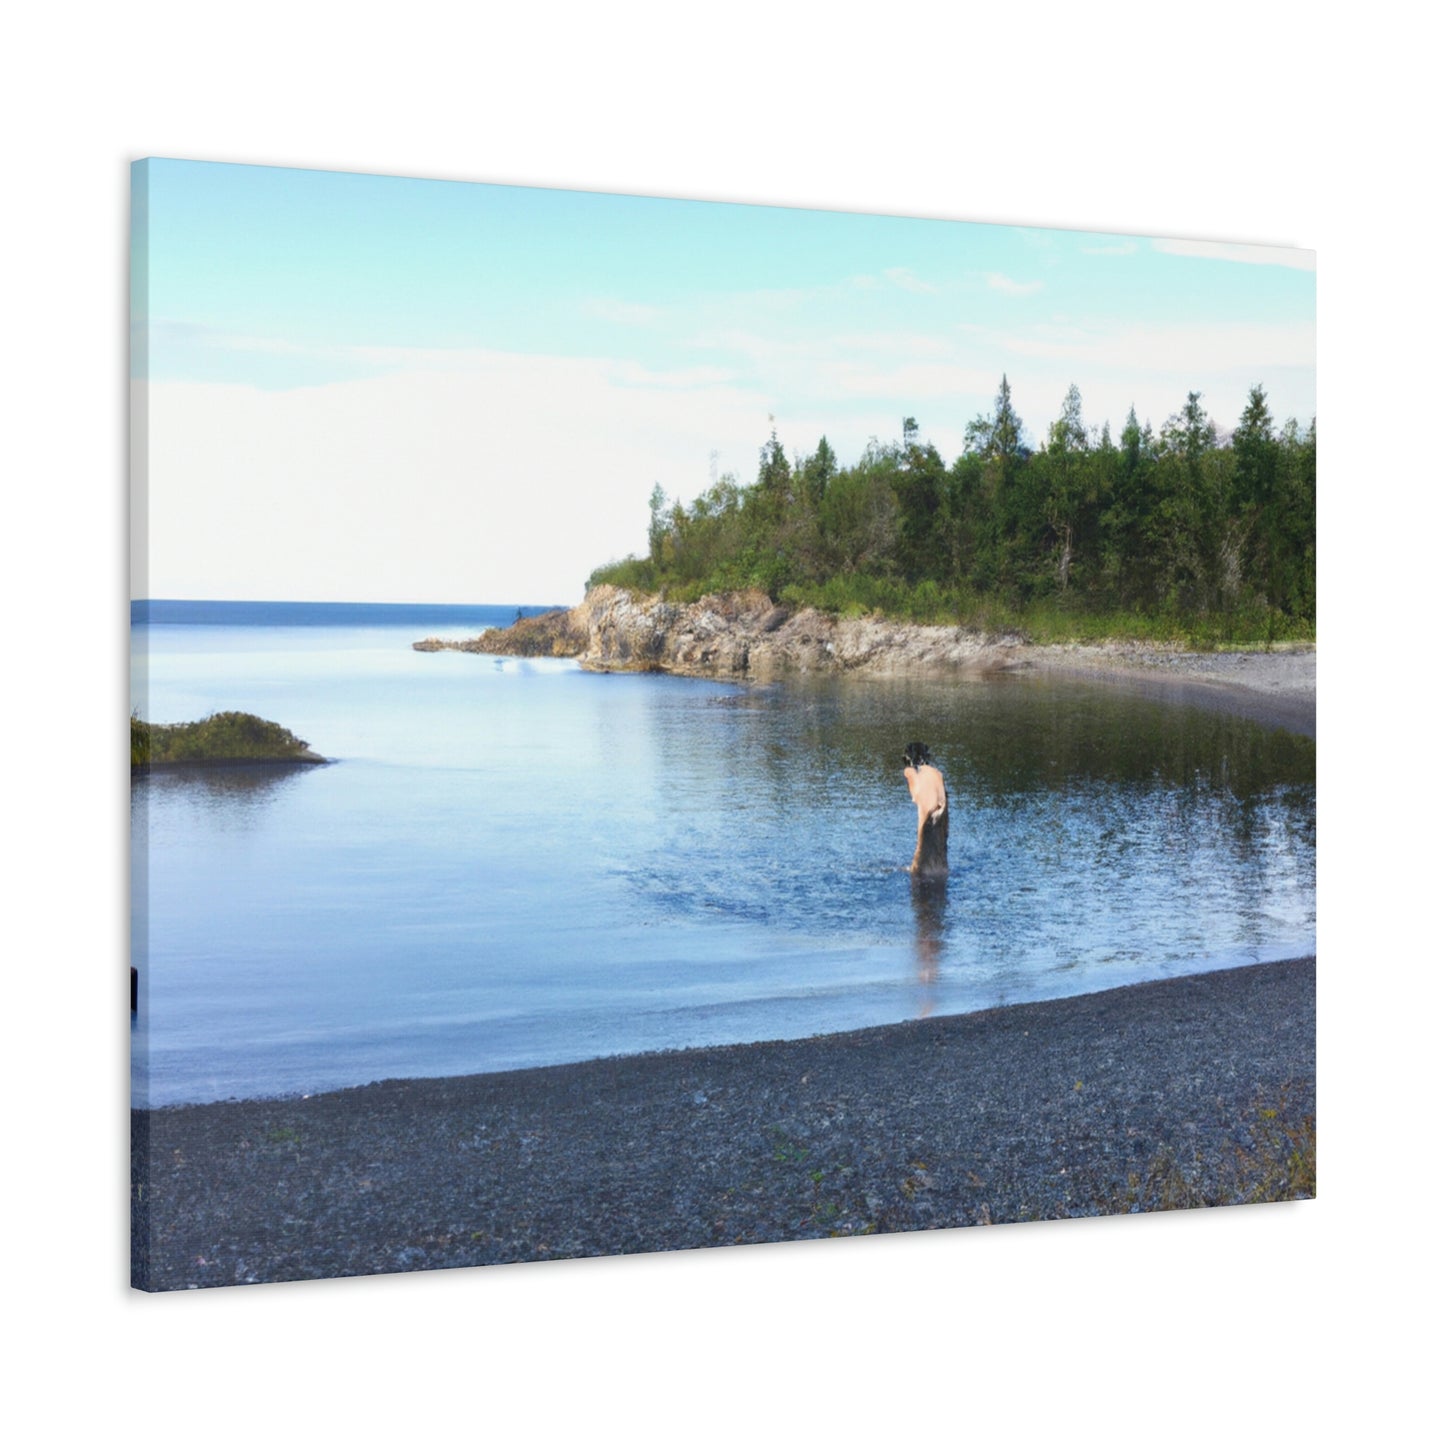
left=902, top=741, right=948, bottom=876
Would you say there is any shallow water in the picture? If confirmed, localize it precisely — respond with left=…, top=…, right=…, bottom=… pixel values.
left=131, top=603, right=1315, bottom=1105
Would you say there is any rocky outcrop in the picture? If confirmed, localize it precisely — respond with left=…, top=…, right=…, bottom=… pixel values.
left=414, top=607, right=588, bottom=658
left=415, top=586, right=1024, bottom=681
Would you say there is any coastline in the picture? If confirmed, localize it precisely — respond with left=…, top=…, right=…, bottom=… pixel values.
left=133, top=956, right=1315, bottom=1290
left=1019, top=642, right=1316, bottom=738
left=417, top=587, right=1315, bottom=737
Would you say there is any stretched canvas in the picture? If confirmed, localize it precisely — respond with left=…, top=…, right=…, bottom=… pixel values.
left=130, top=159, right=1316, bottom=1291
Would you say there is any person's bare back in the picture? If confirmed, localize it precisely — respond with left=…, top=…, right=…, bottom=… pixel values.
left=902, top=742, right=949, bottom=875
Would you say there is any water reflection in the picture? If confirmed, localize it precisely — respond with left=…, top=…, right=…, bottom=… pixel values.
left=133, top=623, right=1315, bottom=1104
left=135, top=763, right=316, bottom=805
left=910, top=874, right=948, bottom=1018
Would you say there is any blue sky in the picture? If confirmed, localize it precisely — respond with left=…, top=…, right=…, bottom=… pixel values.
left=133, top=158, right=1315, bottom=603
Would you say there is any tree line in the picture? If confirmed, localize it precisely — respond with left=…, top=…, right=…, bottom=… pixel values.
left=589, top=375, right=1315, bottom=640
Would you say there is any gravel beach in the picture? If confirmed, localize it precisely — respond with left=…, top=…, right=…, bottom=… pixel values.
left=132, top=956, right=1315, bottom=1291
left=1023, top=643, right=1316, bottom=737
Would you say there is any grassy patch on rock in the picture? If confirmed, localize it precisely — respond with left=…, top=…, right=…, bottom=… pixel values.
left=132, top=710, right=322, bottom=768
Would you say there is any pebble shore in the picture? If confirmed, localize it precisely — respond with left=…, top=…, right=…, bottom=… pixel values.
left=132, top=957, right=1315, bottom=1291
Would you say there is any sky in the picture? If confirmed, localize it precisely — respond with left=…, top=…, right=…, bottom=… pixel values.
left=132, top=158, right=1316, bottom=605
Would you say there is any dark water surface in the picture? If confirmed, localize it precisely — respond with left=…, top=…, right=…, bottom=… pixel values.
left=131, top=603, right=1315, bottom=1105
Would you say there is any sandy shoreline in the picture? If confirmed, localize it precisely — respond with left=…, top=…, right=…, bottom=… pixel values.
left=132, top=956, right=1315, bottom=1291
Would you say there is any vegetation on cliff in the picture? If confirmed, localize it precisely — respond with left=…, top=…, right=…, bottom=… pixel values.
left=131, top=711, right=323, bottom=768
left=588, top=377, right=1315, bottom=646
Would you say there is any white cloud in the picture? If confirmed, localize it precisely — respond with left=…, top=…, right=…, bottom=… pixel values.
left=1080, top=240, right=1138, bottom=256
left=607, top=359, right=739, bottom=390
left=818, top=359, right=1001, bottom=403
left=582, top=297, right=665, bottom=326
left=844, top=268, right=939, bottom=294
left=690, top=327, right=955, bottom=365
left=150, top=324, right=503, bottom=375
left=986, top=272, right=1044, bottom=297
left=1151, top=238, right=1316, bottom=271
left=675, top=327, right=983, bottom=427
left=139, top=354, right=777, bottom=604
left=137, top=326, right=998, bottom=605
left=882, top=266, right=938, bottom=294
left=996, top=318, right=1315, bottom=373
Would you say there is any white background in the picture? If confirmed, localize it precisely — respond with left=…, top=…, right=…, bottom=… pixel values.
left=5, top=3, right=1437, bottom=1439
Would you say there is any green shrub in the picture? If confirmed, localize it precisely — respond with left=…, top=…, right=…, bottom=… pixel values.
left=131, top=711, right=315, bottom=766
left=587, top=555, right=658, bottom=592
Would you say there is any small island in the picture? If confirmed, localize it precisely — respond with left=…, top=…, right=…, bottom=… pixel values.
left=131, top=710, right=328, bottom=771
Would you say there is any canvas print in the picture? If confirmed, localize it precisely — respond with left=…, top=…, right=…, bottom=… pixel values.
left=130, top=160, right=1315, bottom=1290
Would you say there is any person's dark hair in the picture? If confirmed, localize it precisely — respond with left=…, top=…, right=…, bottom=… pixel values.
left=902, top=741, right=932, bottom=768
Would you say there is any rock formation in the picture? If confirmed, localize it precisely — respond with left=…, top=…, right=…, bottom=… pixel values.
left=414, top=586, right=1023, bottom=682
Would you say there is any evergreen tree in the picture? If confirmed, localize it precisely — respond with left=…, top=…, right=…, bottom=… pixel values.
left=1273, top=416, right=1316, bottom=618
left=1101, top=404, right=1161, bottom=605
left=893, top=418, right=948, bottom=581
left=647, top=482, right=668, bottom=569
left=964, top=375, right=1030, bottom=595
left=1043, top=384, right=1091, bottom=592
left=1047, top=383, right=1087, bottom=455
left=757, top=424, right=792, bottom=496
left=1157, top=391, right=1219, bottom=607
left=1232, top=383, right=1276, bottom=514
left=801, top=436, right=837, bottom=506
left=966, top=374, right=1025, bottom=460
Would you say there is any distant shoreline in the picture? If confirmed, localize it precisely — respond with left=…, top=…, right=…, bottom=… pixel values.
left=417, top=586, right=1316, bottom=738
left=1022, top=642, right=1316, bottom=737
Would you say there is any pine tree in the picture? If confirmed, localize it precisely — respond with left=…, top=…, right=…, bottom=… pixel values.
left=801, top=436, right=837, bottom=506
left=1043, top=384, right=1091, bottom=592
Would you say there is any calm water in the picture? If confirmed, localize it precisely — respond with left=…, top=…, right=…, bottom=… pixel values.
left=131, top=602, right=1316, bottom=1106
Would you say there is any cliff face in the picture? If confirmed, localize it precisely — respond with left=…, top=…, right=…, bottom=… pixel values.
left=415, top=586, right=1022, bottom=681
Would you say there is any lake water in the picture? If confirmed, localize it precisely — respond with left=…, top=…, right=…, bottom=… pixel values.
left=131, top=601, right=1316, bottom=1106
